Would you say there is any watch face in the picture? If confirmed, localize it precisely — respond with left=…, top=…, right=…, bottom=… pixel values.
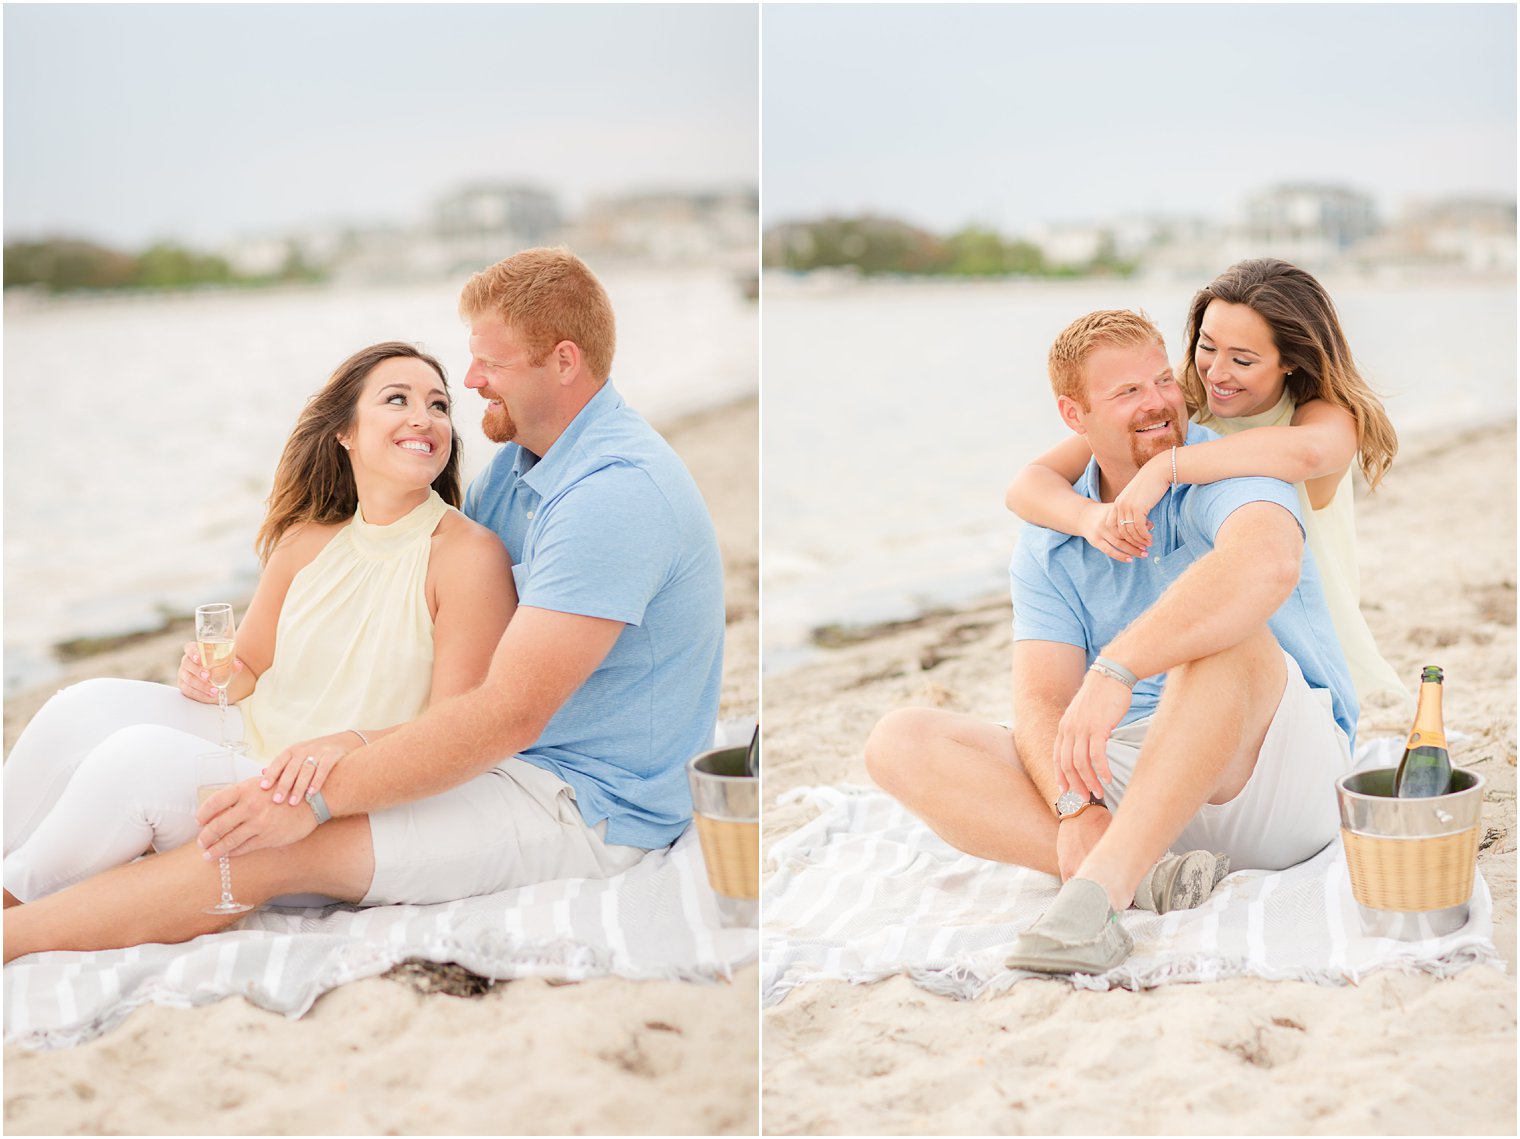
left=1055, top=789, right=1087, bottom=816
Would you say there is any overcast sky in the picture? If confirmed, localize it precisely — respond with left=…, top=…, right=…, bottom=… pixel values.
left=763, top=3, right=1516, bottom=233
left=4, top=3, right=758, bottom=248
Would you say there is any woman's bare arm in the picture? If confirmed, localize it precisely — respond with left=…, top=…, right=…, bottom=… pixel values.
left=424, top=514, right=517, bottom=702
left=1005, top=434, right=1149, bottom=561
left=179, top=522, right=338, bottom=704
left=1149, top=399, right=1358, bottom=509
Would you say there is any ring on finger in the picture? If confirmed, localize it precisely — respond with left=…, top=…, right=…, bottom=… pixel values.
left=303, top=755, right=318, bottom=767
left=1118, top=519, right=1135, bottom=526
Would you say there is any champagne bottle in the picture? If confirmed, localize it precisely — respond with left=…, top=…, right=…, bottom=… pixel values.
left=1393, top=665, right=1452, bottom=798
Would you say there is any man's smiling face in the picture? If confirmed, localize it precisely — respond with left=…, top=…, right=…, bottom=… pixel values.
left=463, top=317, right=555, bottom=445
left=1067, top=341, right=1187, bottom=475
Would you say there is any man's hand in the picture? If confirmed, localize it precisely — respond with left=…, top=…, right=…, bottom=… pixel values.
left=197, top=775, right=317, bottom=858
left=1056, top=805, right=1112, bottom=881
left=1053, top=669, right=1133, bottom=800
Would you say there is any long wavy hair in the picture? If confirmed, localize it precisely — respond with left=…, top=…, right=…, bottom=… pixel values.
left=255, top=342, right=462, bottom=564
left=1177, top=258, right=1398, bottom=489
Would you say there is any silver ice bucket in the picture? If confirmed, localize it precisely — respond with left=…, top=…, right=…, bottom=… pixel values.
left=1336, top=766, right=1484, bottom=940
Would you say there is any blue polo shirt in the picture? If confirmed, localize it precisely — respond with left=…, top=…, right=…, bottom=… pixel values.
left=463, top=381, right=725, bottom=848
left=1010, top=423, right=1358, bottom=749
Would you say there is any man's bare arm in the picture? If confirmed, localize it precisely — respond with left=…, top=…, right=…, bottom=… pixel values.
left=196, top=605, right=626, bottom=858
left=1104, top=501, right=1302, bottom=681
left=317, top=605, right=623, bottom=818
left=1049, top=500, right=1303, bottom=800
left=1011, top=639, right=1087, bottom=806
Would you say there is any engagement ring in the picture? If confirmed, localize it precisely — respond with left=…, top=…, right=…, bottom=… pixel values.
left=303, top=755, right=318, bottom=766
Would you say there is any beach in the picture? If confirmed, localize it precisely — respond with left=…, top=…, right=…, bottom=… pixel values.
left=3, top=397, right=759, bottom=1136
left=761, top=419, right=1517, bottom=1135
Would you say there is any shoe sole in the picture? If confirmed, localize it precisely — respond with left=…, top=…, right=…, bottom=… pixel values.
left=1005, top=922, right=1135, bottom=975
left=1155, top=851, right=1230, bottom=914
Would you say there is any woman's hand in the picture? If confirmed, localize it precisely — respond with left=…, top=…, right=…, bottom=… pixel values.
left=1077, top=501, right=1151, bottom=562
left=177, top=641, right=245, bottom=703
left=260, top=731, right=361, bottom=807
left=1097, top=455, right=1174, bottom=559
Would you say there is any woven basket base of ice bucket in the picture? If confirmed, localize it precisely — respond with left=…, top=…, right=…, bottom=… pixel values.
left=1340, top=824, right=1479, bottom=912
left=694, top=814, right=760, bottom=900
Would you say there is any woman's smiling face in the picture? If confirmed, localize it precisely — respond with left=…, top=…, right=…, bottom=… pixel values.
left=1195, top=299, right=1292, bottom=419
left=339, top=356, right=454, bottom=491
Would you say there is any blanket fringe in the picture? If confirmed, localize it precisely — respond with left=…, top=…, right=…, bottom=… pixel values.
left=760, top=943, right=1506, bottom=1006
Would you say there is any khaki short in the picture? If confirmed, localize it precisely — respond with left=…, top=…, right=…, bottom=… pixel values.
left=1101, top=649, right=1354, bottom=871
left=362, top=756, right=650, bottom=906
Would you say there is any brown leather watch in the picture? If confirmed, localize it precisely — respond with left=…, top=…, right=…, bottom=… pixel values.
left=1054, top=789, right=1104, bottom=821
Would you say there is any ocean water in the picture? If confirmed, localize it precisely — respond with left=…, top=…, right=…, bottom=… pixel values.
left=3, top=265, right=757, bottom=694
left=762, top=274, right=1516, bottom=672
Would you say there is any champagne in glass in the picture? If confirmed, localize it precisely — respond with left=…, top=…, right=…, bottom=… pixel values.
left=195, top=603, right=236, bottom=748
left=197, top=745, right=254, bottom=915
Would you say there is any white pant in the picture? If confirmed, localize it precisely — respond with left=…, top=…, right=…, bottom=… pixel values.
left=1101, top=650, right=1354, bottom=871
left=4, top=678, right=262, bottom=902
left=5, top=678, right=651, bottom=907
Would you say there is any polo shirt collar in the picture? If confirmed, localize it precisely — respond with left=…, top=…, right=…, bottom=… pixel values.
left=1076, top=458, right=1102, bottom=503
left=518, top=380, right=624, bottom=494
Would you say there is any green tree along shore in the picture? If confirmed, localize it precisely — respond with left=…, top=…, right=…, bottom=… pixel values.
left=763, top=215, right=1137, bottom=279
left=4, top=237, right=324, bottom=293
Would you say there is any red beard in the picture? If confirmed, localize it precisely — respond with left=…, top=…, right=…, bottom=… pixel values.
left=482, top=401, right=517, bottom=444
left=1128, top=412, right=1185, bottom=467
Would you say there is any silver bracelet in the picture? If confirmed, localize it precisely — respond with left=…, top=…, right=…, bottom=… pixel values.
left=1090, top=655, right=1138, bottom=690
left=349, top=728, right=369, bottom=747
left=1170, top=444, right=1178, bottom=489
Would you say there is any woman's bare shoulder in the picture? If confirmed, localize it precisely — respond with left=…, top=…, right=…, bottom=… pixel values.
left=431, top=509, right=512, bottom=569
left=268, top=519, right=346, bottom=573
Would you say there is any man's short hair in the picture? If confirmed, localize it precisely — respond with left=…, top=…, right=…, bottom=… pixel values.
left=1047, top=309, right=1167, bottom=409
left=459, top=247, right=617, bottom=382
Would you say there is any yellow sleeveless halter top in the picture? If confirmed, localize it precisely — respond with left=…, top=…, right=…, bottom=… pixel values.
left=239, top=490, right=450, bottom=759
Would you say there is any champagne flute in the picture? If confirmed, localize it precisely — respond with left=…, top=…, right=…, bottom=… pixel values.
left=194, top=604, right=252, bottom=914
left=195, top=603, right=237, bottom=748
left=197, top=744, right=254, bottom=915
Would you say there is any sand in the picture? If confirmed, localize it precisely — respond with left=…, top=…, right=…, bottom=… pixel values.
left=3, top=397, right=759, bottom=1137
left=761, top=419, right=1517, bottom=1136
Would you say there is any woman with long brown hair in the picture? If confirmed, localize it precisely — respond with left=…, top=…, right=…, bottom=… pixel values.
left=3, top=341, right=516, bottom=910
left=1006, top=258, right=1406, bottom=708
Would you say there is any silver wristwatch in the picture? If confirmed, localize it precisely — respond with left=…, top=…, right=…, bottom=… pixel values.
left=1054, top=788, right=1103, bottom=821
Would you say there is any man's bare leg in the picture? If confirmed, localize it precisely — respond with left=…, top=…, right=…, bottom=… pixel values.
left=865, top=708, right=1065, bottom=876
left=1076, top=627, right=1287, bottom=911
left=3, top=817, right=374, bottom=963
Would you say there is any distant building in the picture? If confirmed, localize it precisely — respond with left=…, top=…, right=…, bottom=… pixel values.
left=221, top=236, right=290, bottom=278
left=428, top=184, right=563, bottom=273
left=1029, top=221, right=1108, bottom=269
left=568, top=188, right=756, bottom=262
left=1404, top=197, right=1516, bottom=273
left=1239, top=184, right=1379, bottom=267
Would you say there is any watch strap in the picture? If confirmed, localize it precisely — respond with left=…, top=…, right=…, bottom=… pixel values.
left=308, top=789, right=333, bottom=825
left=1090, top=655, right=1138, bottom=690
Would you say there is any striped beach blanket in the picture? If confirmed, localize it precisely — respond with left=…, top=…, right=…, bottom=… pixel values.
left=762, top=740, right=1500, bottom=1007
left=6, top=829, right=757, bottom=1051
